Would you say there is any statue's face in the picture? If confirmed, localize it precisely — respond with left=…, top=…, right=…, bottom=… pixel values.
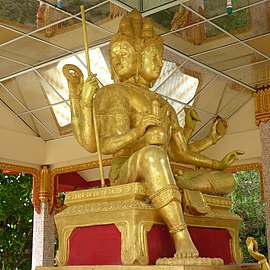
left=139, top=45, right=163, bottom=83
left=110, top=41, right=137, bottom=80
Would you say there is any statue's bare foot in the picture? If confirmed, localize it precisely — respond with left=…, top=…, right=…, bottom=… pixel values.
left=172, top=227, right=199, bottom=258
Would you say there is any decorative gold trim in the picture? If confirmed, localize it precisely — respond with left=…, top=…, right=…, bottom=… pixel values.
left=51, top=158, right=112, bottom=177
left=228, top=227, right=243, bottom=264
left=39, top=165, right=57, bottom=214
left=0, top=162, right=42, bottom=213
left=255, top=83, right=270, bottom=90
left=36, top=265, right=261, bottom=270
left=254, top=88, right=270, bottom=126
left=0, top=162, right=39, bottom=175
left=228, top=163, right=264, bottom=200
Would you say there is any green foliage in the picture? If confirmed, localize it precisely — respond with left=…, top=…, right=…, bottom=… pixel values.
left=0, top=0, right=38, bottom=24
left=0, top=171, right=33, bottom=270
left=204, top=0, right=250, bottom=37
left=148, top=6, right=179, bottom=30
left=228, top=170, right=267, bottom=263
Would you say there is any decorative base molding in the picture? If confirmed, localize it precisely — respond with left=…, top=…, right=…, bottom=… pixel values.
left=55, top=183, right=243, bottom=266
left=36, top=264, right=260, bottom=270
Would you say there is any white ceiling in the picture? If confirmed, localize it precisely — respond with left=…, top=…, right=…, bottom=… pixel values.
left=0, top=0, right=268, bottom=143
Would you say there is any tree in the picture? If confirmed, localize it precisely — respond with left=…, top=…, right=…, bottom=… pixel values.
left=229, top=169, right=267, bottom=263
left=0, top=0, right=38, bottom=24
left=0, top=170, right=33, bottom=270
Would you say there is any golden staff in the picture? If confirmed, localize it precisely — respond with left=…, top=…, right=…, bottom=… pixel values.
left=80, top=5, right=105, bottom=187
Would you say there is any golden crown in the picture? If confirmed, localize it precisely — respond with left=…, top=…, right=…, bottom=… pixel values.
left=110, top=9, right=163, bottom=54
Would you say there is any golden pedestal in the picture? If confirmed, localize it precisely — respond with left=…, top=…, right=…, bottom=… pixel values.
left=55, top=183, right=243, bottom=266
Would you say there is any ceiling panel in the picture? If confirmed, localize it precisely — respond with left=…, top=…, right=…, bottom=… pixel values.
left=245, top=34, right=270, bottom=58
left=163, top=22, right=237, bottom=56
left=0, top=84, right=28, bottom=114
left=192, top=43, right=266, bottom=71
left=190, top=76, right=250, bottom=114
left=217, top=88, right=253, bottom=117
left=19, top=112, right=56, bottom=140
left=0, top=0, right=269, bottom=142
left=0, top=57, right=29, bottom=79
left=1, top=70, right=66, bottom=111
left=23, top=107, right=60, bottom=138
left=0, top=36, right=69, bottom=66
left=179, top=60, right=218, bottom=91
left=0, top=26, right=23, bottom=44
left=225, top=60, right=270, bottom=86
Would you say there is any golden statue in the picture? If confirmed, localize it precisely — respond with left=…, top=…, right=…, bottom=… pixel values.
left=63, top=9, right=243, bottom=260
left=246, top=237, right=270, bottom=270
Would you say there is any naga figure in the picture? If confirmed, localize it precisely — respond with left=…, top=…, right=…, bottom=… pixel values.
left=63, top=9, right=243, bottom=259
left=246, top=237, right=270, bottom=270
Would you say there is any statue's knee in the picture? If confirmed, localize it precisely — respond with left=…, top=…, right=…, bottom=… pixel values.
left=140, top=145, right=168, bottom=165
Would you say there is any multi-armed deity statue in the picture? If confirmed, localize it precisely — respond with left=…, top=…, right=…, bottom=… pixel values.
left=62, top=9, right=244, bottom=264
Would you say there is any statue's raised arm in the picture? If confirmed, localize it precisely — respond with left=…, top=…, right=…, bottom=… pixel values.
left=63, top=65, right=98, bottom=153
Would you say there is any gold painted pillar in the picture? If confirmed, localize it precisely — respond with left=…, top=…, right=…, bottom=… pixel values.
left=254, top=85, right=270, bottom=259
left=32, top=166, right=56, bottom=269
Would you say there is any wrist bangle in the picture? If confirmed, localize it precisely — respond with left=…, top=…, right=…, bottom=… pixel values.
left=210, top=135, right=217, bottom=144
left=69, top=95, right=80, bottom=100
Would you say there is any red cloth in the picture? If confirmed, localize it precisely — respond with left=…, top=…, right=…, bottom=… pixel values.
left=68, top=225, right=121, bottom=265
left=67, top=224, right=233, bottom=265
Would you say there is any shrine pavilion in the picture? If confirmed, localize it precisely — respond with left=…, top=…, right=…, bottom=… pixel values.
left=0, top=1, right=269, bottom=269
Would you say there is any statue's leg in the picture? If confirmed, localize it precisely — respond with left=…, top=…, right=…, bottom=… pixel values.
left=123, top=145, right=199, bottom=258
left=176, top=170, right=236, bottom=196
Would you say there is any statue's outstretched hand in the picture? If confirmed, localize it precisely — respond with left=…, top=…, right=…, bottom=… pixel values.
left=184, top=108, right=200, bottom=130
left=81, top=74, right=99, bottom=103
left=134, top=114, right=161, bottom=139
left=220, top=150, right=244, bottom=169
left=210, top=116, right=228, bottom=143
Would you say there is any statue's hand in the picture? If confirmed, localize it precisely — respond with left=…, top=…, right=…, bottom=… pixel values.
left=210, top=116, right=228, bottom=143
left=63, top=64, right=84, bottom=99
left=172, top=167, right=184, bottom=180
left=220, top=150, right=244, bottom=169
left=134, top=114, right=161, bottom=139
left=184, top=108, right=200, bottom=130
left=81, top=74, right=99, bottom=103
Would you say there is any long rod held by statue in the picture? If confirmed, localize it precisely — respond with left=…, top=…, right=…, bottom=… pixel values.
left=80, top=5, right=105, bottom=187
